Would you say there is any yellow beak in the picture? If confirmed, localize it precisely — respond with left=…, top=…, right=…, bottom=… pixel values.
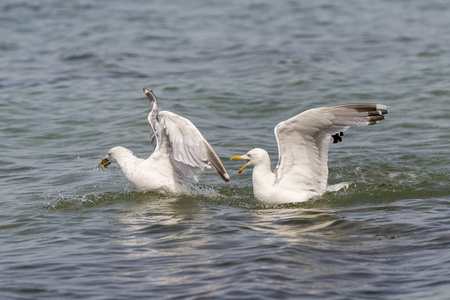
left=230, top=155, right=250, bottom=174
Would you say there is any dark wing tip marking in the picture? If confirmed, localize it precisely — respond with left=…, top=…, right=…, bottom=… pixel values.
left=345, top=103, right=388, bottom=125
left=143, top=88, right=157, bottom=102
left=204, top=142, right=231, bottom=182
left=368, top=114, right=386, bottom=125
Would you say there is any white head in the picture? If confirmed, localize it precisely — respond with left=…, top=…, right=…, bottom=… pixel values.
left=98, top=146, right=134, bottom=170
left=230, top=148, right=270, bottom=174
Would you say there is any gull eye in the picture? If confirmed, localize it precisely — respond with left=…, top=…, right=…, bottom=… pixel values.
left=247, top=154, right=251, bottom=158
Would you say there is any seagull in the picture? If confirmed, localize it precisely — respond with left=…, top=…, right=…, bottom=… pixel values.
left=98, top=88, right=230, bottom=195
left=231, top=103, right=388, bottom=204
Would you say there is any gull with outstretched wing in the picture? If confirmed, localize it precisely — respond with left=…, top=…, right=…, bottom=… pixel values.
left=99, top=88, right=230, bottom=195
left=231, top=103, right=388, bottom=204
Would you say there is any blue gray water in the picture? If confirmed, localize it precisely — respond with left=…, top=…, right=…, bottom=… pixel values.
left=1, top=0, right=449, bottom=299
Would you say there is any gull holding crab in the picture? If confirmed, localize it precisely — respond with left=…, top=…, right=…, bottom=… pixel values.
left=99, top=88, right=230, bottom=195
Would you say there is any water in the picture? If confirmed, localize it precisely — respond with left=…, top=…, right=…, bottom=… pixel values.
left=1, top=0, right=449, bottom=299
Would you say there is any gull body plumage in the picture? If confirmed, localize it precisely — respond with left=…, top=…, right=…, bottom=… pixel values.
left=231, top=103, right=388, bottom=205
left=99, top=88, right=230, bottom=195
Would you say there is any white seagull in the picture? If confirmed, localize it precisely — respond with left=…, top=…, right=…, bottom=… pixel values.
left=231, top=103, right=388, bottom=204
left=99, top=88, right=230, bottom=195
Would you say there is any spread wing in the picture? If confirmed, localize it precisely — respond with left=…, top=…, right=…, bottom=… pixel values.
left=274, top=103, right=388, bottom=193
left=154, top=111, right=230, bottom=182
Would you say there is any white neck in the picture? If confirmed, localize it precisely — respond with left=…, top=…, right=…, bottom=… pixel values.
left=114, top=151, right=140, bottom=178
left=251, top=154, right=276, bottom=202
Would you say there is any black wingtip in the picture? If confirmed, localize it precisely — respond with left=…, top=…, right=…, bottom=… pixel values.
left=143, top=88, right=157, bottom=102
left=222, top=173, right=231, bottom=182
left=204, top=143, right=231, bottom=183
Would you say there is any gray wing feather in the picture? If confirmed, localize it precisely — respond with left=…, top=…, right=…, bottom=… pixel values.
left=274, top=103, right=388, bottom=193
left=159, top=111, right=230, bottom=182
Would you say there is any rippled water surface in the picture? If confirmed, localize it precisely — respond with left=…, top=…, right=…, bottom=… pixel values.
left=1, top=1, right=449, bottom=299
